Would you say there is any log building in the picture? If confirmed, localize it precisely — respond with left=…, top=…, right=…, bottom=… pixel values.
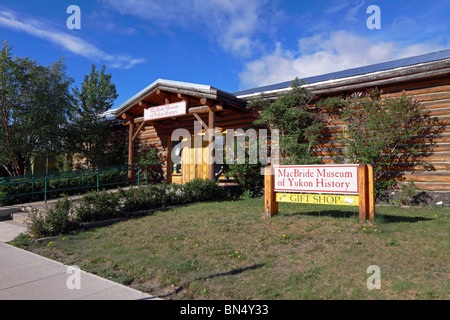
left=114, top=49, right=450, bottom=192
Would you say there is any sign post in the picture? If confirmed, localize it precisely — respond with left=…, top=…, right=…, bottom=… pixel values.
left=265, top=164, right=375, bottom=222
left=264, top=166, right=278, bottom=218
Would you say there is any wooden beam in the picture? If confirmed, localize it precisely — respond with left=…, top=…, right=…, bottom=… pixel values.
left=132, top=121, right=148, bottom=142
left=121, top=113, right=134, bottom=120
left=188, top=105, right=224, bottom=114
left=138, top=101, right=154, bottom=108
left=193, top=113, right=209, bottom=131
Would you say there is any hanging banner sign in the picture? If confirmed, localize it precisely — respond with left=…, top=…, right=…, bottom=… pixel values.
left=273, top=165, right=359, bottom=195
left=144, top=101, right=187, bottom=121
left=276, top=193, right=359, bottom=206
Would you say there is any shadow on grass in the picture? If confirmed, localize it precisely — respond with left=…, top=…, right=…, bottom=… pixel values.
left=284, top=210, right=432, bottom=224
left=376, top=214, right=432, bottom=224
left=286, top=210, right=358, bottom=219
left=158, top=263, right=265, bottom=298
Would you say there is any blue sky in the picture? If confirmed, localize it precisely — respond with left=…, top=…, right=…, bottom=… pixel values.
left=0, top=0, right=449, bottom=108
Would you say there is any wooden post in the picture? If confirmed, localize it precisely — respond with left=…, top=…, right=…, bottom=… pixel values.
left=264, top=166, right=278, bottom=218
left=367, top=164, right=375, bottom=221
left=358, top=164, right=375, bottom=222
left=128, top=122, right=134, bottom=179
left=208, top=109, right=215, bottom=181
left=358, top=164, right=369, bottom=222
left=167, top=138, right=172, bottom=184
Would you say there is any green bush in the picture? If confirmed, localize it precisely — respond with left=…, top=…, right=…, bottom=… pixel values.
left=183, top=179, right=226, bottom=203
left=27, top=208, right=49, bottom=238
left=45, top=197, right=74, bottom=235
left=75, top=190, right=121, bottom=222
left=25, top=179, right=227, bottom=234
left=26, top=197, right=74, bottom=237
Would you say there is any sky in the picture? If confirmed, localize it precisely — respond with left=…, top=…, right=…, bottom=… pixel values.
left=0, top=0, right=449, bottom=109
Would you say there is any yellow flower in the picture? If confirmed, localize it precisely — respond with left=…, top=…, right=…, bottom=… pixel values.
left=195, top=243, right=198, bottom=246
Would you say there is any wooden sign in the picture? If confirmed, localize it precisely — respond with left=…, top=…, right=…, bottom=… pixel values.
left=144, top=101, right=187, bottom=121
left=265, top=164, right=374, bottom=222
left=276, top=193, right=359, bottom=206
left=274, top=165, right=359, bottom=194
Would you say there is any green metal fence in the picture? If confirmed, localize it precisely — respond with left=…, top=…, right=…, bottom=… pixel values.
left=0, top=165, right=158, bottom=205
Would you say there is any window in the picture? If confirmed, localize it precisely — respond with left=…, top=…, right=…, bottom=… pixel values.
left=172, top=140, right=182, bottom=174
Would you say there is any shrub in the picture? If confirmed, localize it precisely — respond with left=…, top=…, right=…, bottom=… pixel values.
left=27, top=208, right=49, bottom=238
left=45, top=196, right=74, bottom=235
left=183, top=179, right=225, bottom=203
left=248, top=78, right=324, bottom=165
left=397, top=180, right=423, bottom=206
left=318, top=90, right=440, bottom=198
left=75, top=190, right=121, bottom=222
left=26, top=197, right=74, bottom=237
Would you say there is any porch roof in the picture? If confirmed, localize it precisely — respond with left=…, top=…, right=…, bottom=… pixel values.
left=115, top=79, right=246, bottom=119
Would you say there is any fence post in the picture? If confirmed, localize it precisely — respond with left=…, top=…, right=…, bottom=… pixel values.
left=44, top=175, right=48, bottom=203
left=96, top=169, right=99, bottom=193
left=145, top=166, right=148, bottom=186
left=31, top=176, right=34, bottom=202
left=264, top=165, right=278, bottom=218
left=137, top=166, right=141, bottom=186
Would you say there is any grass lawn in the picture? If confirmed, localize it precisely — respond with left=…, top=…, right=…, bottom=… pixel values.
left=15, top=198, right=449, bottom=300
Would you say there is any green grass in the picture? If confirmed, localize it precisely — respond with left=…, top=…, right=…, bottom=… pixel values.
left=14, top=198, right=449, bottom=300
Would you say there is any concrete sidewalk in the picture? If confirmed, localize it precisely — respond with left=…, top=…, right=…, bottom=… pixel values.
left=0, top=242, right=158, bottom=300
left=0, top=221, right=27, bottom=243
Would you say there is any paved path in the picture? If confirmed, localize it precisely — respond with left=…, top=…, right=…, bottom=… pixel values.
left=0, top=242, right=158, bottom=300
left=0, top=187, right=161, bottom=300
left=0, top=221, right=27, bottom=243
left=0, top=220, right=159, bottom=300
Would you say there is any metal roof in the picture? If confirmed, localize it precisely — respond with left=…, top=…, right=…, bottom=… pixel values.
left=234, top=48, right=450, bottom=97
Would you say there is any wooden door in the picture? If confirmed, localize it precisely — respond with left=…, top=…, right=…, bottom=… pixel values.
left=182, top=135, right=209, bottom=183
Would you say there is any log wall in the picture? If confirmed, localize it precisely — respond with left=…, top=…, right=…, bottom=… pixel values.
left=124, top=77, right=449, bottom=192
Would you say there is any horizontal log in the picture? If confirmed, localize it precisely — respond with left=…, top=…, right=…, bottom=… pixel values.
left=402, top=171, right=450, bottom=183
left=381, top=84, right=450, bottom=98
left=413, top=182, right=450, bottom=192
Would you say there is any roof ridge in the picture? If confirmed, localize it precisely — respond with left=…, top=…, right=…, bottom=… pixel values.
left=234, top=48, right=450, bottom=96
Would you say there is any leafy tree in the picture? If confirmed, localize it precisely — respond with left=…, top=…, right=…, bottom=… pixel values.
left=223, top=136, right=263, bottom=194
left=319, top=89, right=440, bottom=196
left=0, top=40, right=74, bottom=176
left=248, top=78, right=324, bottom=165
left=68, top=65, right=123, bottom=168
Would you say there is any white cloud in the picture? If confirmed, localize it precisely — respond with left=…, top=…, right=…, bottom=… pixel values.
left=239, top=30, right=446, bottom=89
left=0, top=8, right=146, bottom=69
left=99, top=0, right=268, bottom=57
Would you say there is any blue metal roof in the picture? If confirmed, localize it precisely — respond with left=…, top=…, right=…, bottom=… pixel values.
left=234, top=49, right=450, bottom=97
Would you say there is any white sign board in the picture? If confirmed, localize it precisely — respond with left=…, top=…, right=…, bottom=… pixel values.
left=144, top=101, right=187, bottom=121
left=274, top=165, right=359, bottom=194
